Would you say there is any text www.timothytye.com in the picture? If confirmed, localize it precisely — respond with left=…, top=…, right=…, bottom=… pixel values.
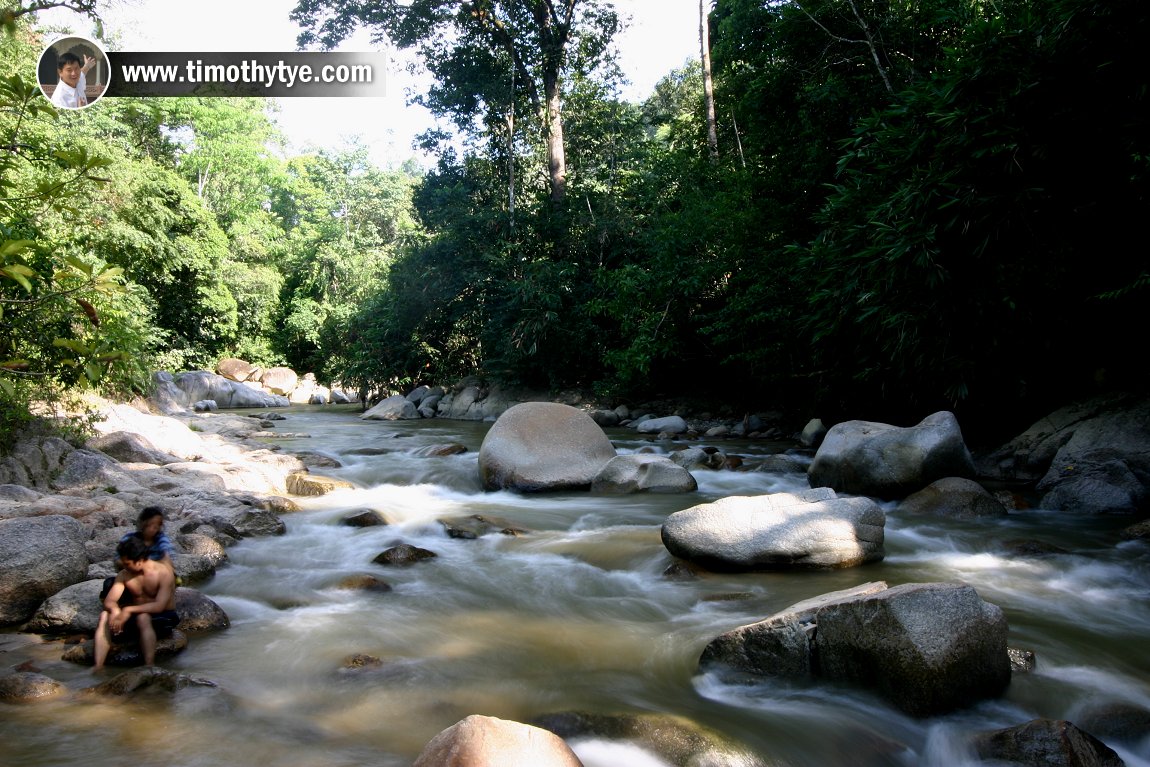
left=119, top=59, right=373, bottom=88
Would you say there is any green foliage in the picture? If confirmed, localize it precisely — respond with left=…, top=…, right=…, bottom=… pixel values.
left=798, top=0, right=1149, bottom=416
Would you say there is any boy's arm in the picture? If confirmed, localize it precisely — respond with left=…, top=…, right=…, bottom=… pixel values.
left=102, top=577, right=127, bottom=612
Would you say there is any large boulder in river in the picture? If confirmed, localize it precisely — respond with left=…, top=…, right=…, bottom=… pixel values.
left=479, top=402, right=616, bottom=492
left=260, top=366, right=299, bottom=396
left=636, top=415, right=688, bottom=435
left=591, top=455, right=697, bottom=494
left=978, top=393, right=1150, bottom=514
left=216, top=357, right=259, bottom=382
left=361, top=394, right=420, bottom=421
left=412, top=714, right=585, bottom=767
left=808, top=411, right=975, bottom=499
left=700, top=581, right=1011, bottom=717
left=26, top=582, right=229, bottom=635
left=0, top=515, right=89, bottom=626
left=661, top=488, right=885, bottom=571
left=168, top=370, right=288, bottom=410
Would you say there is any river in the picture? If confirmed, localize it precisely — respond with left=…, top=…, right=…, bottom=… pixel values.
left=2, top=405, right=1149, bottom=767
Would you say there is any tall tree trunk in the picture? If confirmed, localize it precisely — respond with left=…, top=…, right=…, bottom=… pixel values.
left=543, top=70, right=568, bottom=205
left=700, top=0, right=719, bottom=162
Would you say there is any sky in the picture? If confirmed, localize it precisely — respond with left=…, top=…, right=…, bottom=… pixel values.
left=36, top=0, right=701, bottom=168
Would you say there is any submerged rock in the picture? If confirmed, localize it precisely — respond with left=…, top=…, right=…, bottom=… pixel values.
left=373, top=543, right=437, bottom=566
left=970, top=719, right=1125, bottom=767
left=0, top=671, right=67, bottom=703
left=81, top=666, right=218, bottom=696
left=533, top=710, right=768, bottom=767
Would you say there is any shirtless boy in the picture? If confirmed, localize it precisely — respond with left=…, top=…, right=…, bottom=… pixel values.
left=93, top=536, right=179, bottom=671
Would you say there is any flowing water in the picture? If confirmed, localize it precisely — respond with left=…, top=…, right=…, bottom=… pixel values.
left=3, top=405, right=1150, bottom=767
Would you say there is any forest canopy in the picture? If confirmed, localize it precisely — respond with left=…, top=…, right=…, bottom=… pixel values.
left=3, top=0, right=1147, bottom=446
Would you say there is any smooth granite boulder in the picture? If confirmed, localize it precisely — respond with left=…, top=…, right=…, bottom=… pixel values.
left=808, top=411, right=976, bottom=499
left=479, top=402, right=616, bottom=492
left=661, top=488, right=884, bottom=571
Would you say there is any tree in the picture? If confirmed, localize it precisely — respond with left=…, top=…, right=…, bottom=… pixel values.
left=291, top=0, right=621, bottom=208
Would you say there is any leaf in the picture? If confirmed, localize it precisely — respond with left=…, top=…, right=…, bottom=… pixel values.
left=52, top=338, right=91, bottom=355
left=0, top=264, right=35, bottom=292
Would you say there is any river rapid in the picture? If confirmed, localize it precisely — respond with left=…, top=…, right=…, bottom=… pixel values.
left=3, top=405, right=1150, bottom=767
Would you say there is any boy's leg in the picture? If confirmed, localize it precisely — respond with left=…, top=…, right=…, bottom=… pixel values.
left=136, top=613, right=157, bottom=666
left=93, top=610, right=113, bottom=671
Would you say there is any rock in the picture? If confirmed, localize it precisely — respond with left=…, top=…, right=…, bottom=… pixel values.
left=897, top=477, right=1009, bottom=519
left=81, top=666, right=217, bottom=695
left=412, top=714, right=585, bottom=767
left=0, top=671, right=67, bottom=703
left=173, top=588, right=231, bottom=632
left=26, top=581, right=228, bottom=635
left=341, top=653, right=384, bottom=669
left=669, top=448, right=710, bottom=470
left=63, top=629, right=189, bottom=667
left=1009, top=647, right=1037, bottom=673
left=169, top=370, right=288, bottom=409
left=755, top=454, right=809, bottom=474
left=1001, top=538, right=1070, bottom=557
left=291, top=450, right=343, bottom=469
left=286, top=472, right=356, bottom=496
left=373, top=544, right=437, bottom=566
left=341, top=510, right=389, bottom=527
left=336, top=575, right=393, bottom=593
left=25, top=579, right=104, bottom=634
left=440, top=515, right=527, bottom=539
left=1120, top=519, right=1150, bottom=540
left=219, top=508, right=286, bottom=537
left=980, top=394, right=1150, bottom=514
left=260, top=367, right=299, bottom=396
left=699, top=582, right=889, bottom=676
left=808, top=411, right=976, bottom=499
left=815, top=582, right=1011, bottom=716
left=591, top=454, right=697, bottom=494
left=478, top=402, right=616, bottom=492
left=588, top=409, right=620, bottom=427
left=971, top=719, right=1125, bottom=767
left=50, top=449, right=143, bottom=493
left=330, top=389, right=353, bottom=404
left=533, top=711, right=767, bottom=767
left=800, top=418, right=828, bottom=448
left=193, top=400, right=219, bottom=412
left=0, top=515, right=90, bottom=626
left=406, top=385, right=432, bottom=404
left=216, top=357, right=259, bottom=382
left=361, top=395, right=420, bottom=421
left=637, top=415, right=688, bottom=435
left=0, top=484, right=40, bottom=502
left=414, top=443, right=468, bottom=457
left=176, top=533, right=229, bottom=569
left=661, top=489, right=884, bottom=571
left=1075, top=701, right=1150, bottom=744
left=700, top=581, right=1011, bottom=717
left=86, top=431, right=180, bottom=465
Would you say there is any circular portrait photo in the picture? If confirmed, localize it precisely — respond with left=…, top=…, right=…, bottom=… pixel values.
left=38, top=35, right=110, bottom=110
